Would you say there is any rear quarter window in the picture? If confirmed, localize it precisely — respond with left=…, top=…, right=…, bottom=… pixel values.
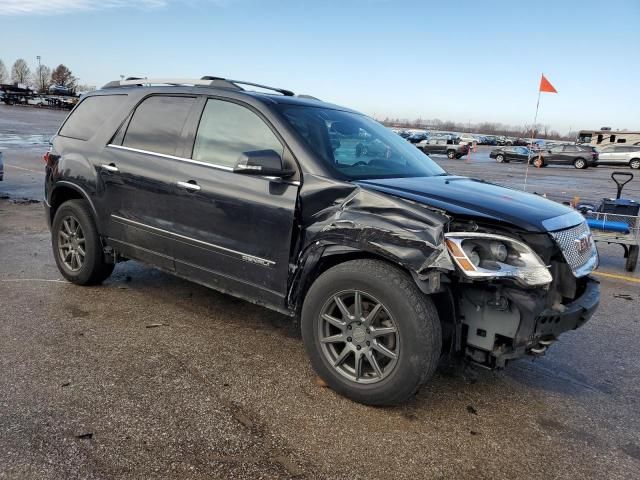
left=59, top=95, right=127, bottom=141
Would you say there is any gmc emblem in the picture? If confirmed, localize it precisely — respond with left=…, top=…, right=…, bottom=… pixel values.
left=574, top=233, right=592, bottom=254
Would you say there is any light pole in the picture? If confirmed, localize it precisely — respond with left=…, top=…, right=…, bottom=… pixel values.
left=36, top=55, right=42, bottom=93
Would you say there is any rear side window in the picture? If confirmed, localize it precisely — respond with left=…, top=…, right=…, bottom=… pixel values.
left=122, top=96, right=195, bottom=156
left=59, top=95, right=127, bottom=141
left=191, top=99, right=283, bottom=168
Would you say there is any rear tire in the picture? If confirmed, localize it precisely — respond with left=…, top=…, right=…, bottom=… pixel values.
left=630, top=158, right=640, bottom=170
left=447, top=150, right=456, bottom=159
left=626, top=246, right=638, bottom=272
left=533, top=157, right=544, bottom=168
left=573, top=158, right=587, bottom=169
left=52, top=199, right=114, bottom=285
left=301, top=259, right=442, bottom=406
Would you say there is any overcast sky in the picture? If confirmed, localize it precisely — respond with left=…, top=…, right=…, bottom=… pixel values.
left=1, top=0, right=638, bottom=133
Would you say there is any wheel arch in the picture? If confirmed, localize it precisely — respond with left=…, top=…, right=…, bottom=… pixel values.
left=49, top=182, right=101, bottom=231
left=290, top=244, right=458, bottom=355
left=288, top=243, right=452, bottom=317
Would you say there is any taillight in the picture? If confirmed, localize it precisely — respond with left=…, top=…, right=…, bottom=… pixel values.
left=43, top=151, right=50, bottom=164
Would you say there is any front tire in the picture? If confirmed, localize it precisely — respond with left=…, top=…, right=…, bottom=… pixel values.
left=301, top=260, right=441, bottom=406
left=496, top=154, right=505, bottom=163
left=447, top=150, right=456, bottom=159
left=52, top=199, right=114, bottom=285
left=630, top=158, right=640, bottom=170
left=533, top=157, right=544, bottom=168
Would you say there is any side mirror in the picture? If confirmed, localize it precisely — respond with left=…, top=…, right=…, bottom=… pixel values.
left=233, top=150, right=294, bottom=177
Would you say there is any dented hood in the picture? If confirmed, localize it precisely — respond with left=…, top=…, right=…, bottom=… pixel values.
left=356, top=175, right=573, bottom=232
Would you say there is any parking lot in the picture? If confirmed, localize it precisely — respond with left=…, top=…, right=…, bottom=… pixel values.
left=1, top=104, right=639, bottom=479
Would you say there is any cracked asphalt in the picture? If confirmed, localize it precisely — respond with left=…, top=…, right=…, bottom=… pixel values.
left=1, top=105, right=639, bottom=479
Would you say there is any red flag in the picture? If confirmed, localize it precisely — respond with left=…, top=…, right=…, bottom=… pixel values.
left=539, top=74, right=557, bottom=93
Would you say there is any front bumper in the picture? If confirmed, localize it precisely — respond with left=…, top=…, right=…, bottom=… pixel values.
left=462, top=276, right=600, bottom=368
left=534, top=276, right=599, bottom=338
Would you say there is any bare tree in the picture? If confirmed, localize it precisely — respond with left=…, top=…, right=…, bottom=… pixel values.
left=0, top=59, right=8, bottom=84
left=51, top=64, right=77, bottom=91
left=33, top=64, right=51, bottom=93
left=11, top=58, right=31, bottom=85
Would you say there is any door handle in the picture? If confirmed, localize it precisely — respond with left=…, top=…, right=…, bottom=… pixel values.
left=101, top=163, right=119, bottom=173
left=177, top=180, right=201, bottom=192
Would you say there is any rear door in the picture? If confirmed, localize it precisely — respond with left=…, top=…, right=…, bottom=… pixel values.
left=167, top=97, right=299, bottom=309
left=100, top=95, right=197, bottom=270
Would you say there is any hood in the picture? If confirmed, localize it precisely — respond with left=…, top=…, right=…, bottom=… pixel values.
left=356, top=175, right=574, bottom=233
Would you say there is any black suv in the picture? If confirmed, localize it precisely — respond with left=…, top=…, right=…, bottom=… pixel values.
left=45, top=77, right=600, bottom=405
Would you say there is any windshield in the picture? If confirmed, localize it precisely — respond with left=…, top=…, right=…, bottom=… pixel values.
left=277, top=105, right=446, bottom=180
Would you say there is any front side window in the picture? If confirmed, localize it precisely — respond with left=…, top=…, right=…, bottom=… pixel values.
left=192, top=99, right=283, bottom=167
left=59, top=95, right=127, bottom=141
left=122, top=96, right=195, bottom=156
left=278, top=105, right=445, bottom=180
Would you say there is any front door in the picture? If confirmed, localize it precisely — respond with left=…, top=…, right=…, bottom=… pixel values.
left=168, top=98, right=299, bottom=309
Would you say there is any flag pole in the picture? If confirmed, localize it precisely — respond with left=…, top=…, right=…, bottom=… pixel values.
left=523, top=86, right=542, bottom=192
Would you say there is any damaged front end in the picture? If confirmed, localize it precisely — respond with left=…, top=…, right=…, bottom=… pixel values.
left=288, top=175, right=599, bottom=370
left=446, top=220, right=600, bottom=368
left=287, top=174, right=455, bottom=310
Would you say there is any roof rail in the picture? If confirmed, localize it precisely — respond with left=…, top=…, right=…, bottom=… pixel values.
left=101, top=76, right=295, bottom=96
left=200, top=76, right=294, bottom=96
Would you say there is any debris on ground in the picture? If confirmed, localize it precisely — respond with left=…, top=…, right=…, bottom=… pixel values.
left=466, top=405, right=478, bottom=415
left=313, top=376, right=328, bottom=388
left=613, top=294, right=633, bottom=301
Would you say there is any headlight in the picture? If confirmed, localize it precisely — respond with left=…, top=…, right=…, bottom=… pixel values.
left=445, top=232, right=552, bottom=286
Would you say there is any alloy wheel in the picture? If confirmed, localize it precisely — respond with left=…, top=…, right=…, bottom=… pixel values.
left=318, top=290, right=399, bottom=384
left=58, top=215, right=86, bottom=271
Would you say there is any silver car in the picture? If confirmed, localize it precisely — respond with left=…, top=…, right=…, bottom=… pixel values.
left=597, top=145, right=640, bottom=169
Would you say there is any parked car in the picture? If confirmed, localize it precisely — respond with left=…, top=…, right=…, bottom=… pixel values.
left=395, top=130, right=411, bottom=139
left=597, top=145, right=640, bottom=169
left=417, top=137, right=470, bottom=159
left=407, top=132, right=428, bottom=144
left=458, top=134, right=476, bottom=145
left=531, top=144, right=599, bottom=169
left=44, top=76, right=599, bottom=406
left=489, top=146, right=532, bottom=163
left=27, top=97, right=46, bottom=106
left=506, top=137, right=528, bottom=146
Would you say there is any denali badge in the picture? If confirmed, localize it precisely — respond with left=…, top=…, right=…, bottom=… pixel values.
left=574, top=233, right=592, bottom=254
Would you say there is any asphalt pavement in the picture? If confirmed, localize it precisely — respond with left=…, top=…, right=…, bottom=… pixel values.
left=1, top=105, right=639, bottom=479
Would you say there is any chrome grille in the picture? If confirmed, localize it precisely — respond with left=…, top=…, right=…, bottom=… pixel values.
left=548, top=221, right=598, bottom=277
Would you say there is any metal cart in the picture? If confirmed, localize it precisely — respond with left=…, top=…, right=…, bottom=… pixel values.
left=583, top=172, right=639, bottom=272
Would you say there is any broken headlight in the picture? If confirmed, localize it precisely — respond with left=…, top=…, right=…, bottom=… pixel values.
left=444, top=232, right=552, bottom=286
